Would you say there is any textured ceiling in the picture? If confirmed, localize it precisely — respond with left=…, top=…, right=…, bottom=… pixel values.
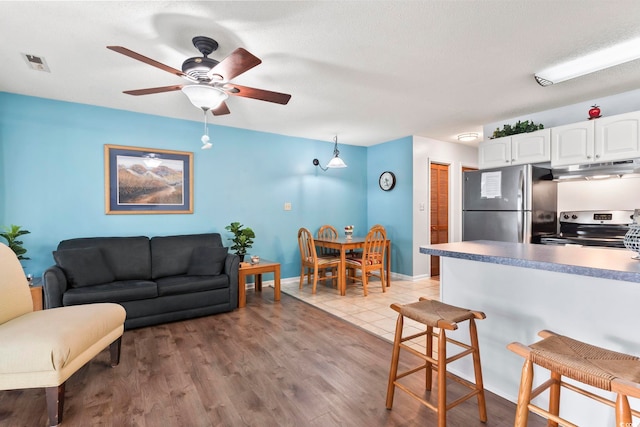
left=3, top=1, right=640, bottom=146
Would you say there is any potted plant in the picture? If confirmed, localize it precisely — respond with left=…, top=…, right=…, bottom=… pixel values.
left=225, top=222, right=255, bottom=261
left=0, top=224, right=31, bottom=261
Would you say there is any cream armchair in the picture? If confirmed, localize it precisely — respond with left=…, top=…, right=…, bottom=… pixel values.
left=0, top=243, right=126, bottom=426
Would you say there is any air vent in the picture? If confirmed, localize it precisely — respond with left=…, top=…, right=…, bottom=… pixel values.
left=21, top=53, right=50, bottom=72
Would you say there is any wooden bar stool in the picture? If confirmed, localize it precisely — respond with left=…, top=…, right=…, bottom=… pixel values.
left=386, top=297, right=487, bottom=427
left=508, top=330, right=640, bottom=427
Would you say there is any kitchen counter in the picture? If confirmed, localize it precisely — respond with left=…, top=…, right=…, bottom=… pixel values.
left=420, top=240, right=640, bottom=426
left=420, top=240, right=640, bottom=283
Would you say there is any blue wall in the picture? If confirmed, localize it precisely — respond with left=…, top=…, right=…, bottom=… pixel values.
left=0, top=93, right=378, bottom=278
left=367, top=136, right=413, bottom=276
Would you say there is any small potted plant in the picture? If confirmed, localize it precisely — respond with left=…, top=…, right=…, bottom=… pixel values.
left=225, top=222, right=255, bottom=261
left=0, top=224, right=31, bottom=261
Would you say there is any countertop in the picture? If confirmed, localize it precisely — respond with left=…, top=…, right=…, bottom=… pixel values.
left=420, top=240, right=640, bottom=283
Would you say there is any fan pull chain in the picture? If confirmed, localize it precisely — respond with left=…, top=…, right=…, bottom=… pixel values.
left=201, top=108, right=212, bottom=150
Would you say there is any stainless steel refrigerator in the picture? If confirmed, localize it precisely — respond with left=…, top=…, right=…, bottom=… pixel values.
left=462, top=164, right=557, bottom=243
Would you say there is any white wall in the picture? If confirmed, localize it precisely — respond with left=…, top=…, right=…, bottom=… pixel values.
left=412, top=136, right=478, bottom=277
left=557, top=176, right=640, bottom=212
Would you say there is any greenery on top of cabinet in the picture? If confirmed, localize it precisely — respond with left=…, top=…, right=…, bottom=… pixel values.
left=491, top=120, right=545, bottom=139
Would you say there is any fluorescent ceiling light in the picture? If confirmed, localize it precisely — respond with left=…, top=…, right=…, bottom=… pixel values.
left=534, top=37, right=640, bottom=86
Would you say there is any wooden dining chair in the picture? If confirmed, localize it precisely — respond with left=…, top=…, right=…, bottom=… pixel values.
left=317, top=225, right=339, bottom=257
left=317, top=225, right=340, bottom=287
left=298, top=227, right=342, bottom=293
left=345, top=226, right=387, bottom=296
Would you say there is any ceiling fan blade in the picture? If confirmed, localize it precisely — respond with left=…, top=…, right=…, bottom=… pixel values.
left=207, top=48, right=261, bottom=81
left=123, top=85, right=184, bottom=96
left=224, top=84, right=291, bottom=105
left=107, top=46, right=188, bottom=79
left=212, top=101, right=231, bottom=116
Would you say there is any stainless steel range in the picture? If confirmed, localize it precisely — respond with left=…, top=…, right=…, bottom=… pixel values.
left=539, top=210, right=634, bottom=248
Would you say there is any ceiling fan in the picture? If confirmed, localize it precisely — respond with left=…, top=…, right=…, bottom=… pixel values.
left=107, top=36, right=291, bottom=116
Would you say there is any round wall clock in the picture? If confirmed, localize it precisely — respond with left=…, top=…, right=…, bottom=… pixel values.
left=379, top=171, right=396, bottom=191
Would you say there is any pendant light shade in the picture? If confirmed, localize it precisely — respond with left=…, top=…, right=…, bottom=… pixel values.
left=313, top=135, right=347, bottom=171
left=326, top=155, right=347, bottom=169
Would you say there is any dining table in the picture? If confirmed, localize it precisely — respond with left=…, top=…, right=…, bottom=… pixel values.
left=314, top=236, right=391, bottom=296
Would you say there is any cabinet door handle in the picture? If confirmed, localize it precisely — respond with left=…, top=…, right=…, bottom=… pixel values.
left=586, top=155, right=592, bottom=159
left=595, top=154, right=600, bottom=159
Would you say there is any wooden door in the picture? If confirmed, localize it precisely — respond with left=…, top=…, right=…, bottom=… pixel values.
left=430, top=163, right=449, bottom=277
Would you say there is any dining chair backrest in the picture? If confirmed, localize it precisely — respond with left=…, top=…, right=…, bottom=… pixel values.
left=318, top=225, right=338, bottom=239
left=298, top=227, right=317, bottom=264
left=362, top=226, right=387, bottom=265
left=317, top=225, right=339, bottom=257
left=370, top=224, right=387, bottom=234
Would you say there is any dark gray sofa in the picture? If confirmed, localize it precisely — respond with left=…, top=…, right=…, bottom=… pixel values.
left=43, top=233, right=239, bottom=329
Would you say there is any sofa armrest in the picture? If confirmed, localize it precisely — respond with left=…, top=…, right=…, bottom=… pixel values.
left=43, top=265, right=68, bottom=309
left=224, top=254, right=240, bottom=308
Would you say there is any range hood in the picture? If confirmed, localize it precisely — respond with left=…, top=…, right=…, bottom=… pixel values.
left=552, top=158, right=640, bottom=181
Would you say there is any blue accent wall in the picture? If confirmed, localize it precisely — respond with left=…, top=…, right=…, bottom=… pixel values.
left=367, top=136, right=413, bottom=276
left=0, top=92, right=373, bottom=278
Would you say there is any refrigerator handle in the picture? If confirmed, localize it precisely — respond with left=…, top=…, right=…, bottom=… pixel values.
left=517, top=211, right=524, bottom=243
left=517, top=168, right=524, bottom=211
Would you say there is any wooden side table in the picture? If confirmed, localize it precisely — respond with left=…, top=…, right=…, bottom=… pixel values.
left=238, top=259, right=281, bottom=308
left=30, top=277, right=43, bottom=311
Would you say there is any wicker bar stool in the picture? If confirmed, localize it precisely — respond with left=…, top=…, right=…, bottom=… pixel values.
left=386, top=297, right=487, bottom=427
left=508, top=330, right=640, bottom=427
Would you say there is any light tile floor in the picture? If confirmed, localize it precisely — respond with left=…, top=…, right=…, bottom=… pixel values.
left=279, top=275, right=441, bottom=353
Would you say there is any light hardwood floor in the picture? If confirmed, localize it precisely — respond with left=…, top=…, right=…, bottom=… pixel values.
left=0, top=288, right=545, bottom=426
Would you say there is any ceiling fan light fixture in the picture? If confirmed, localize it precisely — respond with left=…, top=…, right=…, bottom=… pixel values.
left=181, top=85, right=228, bottom=110
left=457, top=132, right=479, bottom=142
left=534, top=36, right=640, bottom=86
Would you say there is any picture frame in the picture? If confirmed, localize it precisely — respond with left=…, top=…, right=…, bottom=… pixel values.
left=104, top=144, right=193, bottom=214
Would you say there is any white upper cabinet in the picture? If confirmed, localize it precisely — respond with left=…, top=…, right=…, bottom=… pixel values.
left=594, top=111, right=640, bottom=162
left=478, top=137, right=511, bottom=169
left=551, top=111, right=640, bottom=167
left=479, top=128, right=550, bottom=169
left=511, top=128, right=551, bottom=165
left=550, top=120, right=594, bottom=167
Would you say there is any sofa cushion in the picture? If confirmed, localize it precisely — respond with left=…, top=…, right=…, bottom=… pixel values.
left=187, top=246, right=228, bottom=276
left=151, top=233, right=223, bottom=279
left=62, top=280, right=158, bottom=305
left=53, top=247, right=115, bottom=288
left=156, top=275, right=229, bottom=297
left=57, top=237, right=151, bottom=281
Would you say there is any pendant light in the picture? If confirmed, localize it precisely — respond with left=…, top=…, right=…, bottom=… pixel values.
left=313, top=135, right=347, bottom=171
